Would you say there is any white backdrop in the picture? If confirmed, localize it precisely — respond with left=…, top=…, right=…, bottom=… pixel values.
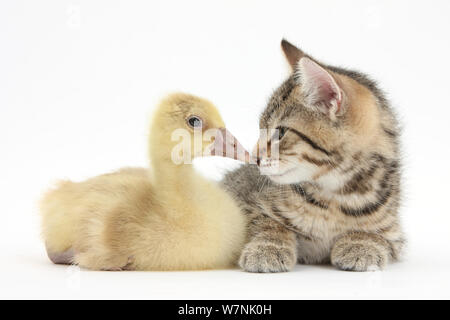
left=1, top=0, right=450, bottom=299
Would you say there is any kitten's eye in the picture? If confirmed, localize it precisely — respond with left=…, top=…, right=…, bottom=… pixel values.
left=187, top=116, right=202, bottom=128
left=277, top=126, right=288, bottom=140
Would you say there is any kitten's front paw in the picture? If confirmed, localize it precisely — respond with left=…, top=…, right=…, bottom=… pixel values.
left=239, top=242, right=296, bottom=273
left=331, top=243, right=388, bottom=272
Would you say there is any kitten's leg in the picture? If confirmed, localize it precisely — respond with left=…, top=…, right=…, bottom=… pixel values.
left=239, top=213, right=297, bottom=273
left=331, top=232, right=396, bottom=271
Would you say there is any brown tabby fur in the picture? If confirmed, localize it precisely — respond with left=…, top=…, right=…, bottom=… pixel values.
left=222, top=40, right=404, bottom=272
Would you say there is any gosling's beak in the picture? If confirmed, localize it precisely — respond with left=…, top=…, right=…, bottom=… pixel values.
left=206, top=128, right=250, bottom=163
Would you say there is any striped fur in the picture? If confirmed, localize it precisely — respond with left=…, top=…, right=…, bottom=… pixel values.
left=222, top=40, right=404, bottom=272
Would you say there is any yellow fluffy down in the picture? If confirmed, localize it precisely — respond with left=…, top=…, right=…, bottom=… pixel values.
left=40, top=93, right=247, bottom=271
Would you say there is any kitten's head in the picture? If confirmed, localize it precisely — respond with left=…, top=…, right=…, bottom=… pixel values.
left=255, top=40, right=395, bottom=188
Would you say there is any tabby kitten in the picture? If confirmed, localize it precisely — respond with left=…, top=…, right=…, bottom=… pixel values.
left=222, top=40, right=404, bottom=272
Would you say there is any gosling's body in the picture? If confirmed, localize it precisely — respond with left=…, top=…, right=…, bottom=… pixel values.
left=40, top=94, right=247, bottom=271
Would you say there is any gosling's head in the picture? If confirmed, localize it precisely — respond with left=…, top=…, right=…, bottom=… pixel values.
left=150, top=93, right=248, bottom=164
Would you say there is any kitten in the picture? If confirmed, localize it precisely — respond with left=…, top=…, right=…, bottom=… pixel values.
left=222, top=40, right=404, bottom=272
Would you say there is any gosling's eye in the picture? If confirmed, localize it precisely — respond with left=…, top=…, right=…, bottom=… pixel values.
left=277, top=126, right=288, bottom=140
left=187, top=116, right=202, bottom=128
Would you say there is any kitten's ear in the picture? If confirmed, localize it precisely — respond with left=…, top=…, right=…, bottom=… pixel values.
left=295, top=57, right=343, bottom=119
left=281, top=39, right=304, bottom=70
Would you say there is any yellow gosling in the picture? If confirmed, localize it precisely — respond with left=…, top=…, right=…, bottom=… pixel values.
left=40, top=93, right=248, bottom=271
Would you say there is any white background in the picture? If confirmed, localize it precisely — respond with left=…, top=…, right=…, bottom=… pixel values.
left=1, top=0, right=450, bottom=299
